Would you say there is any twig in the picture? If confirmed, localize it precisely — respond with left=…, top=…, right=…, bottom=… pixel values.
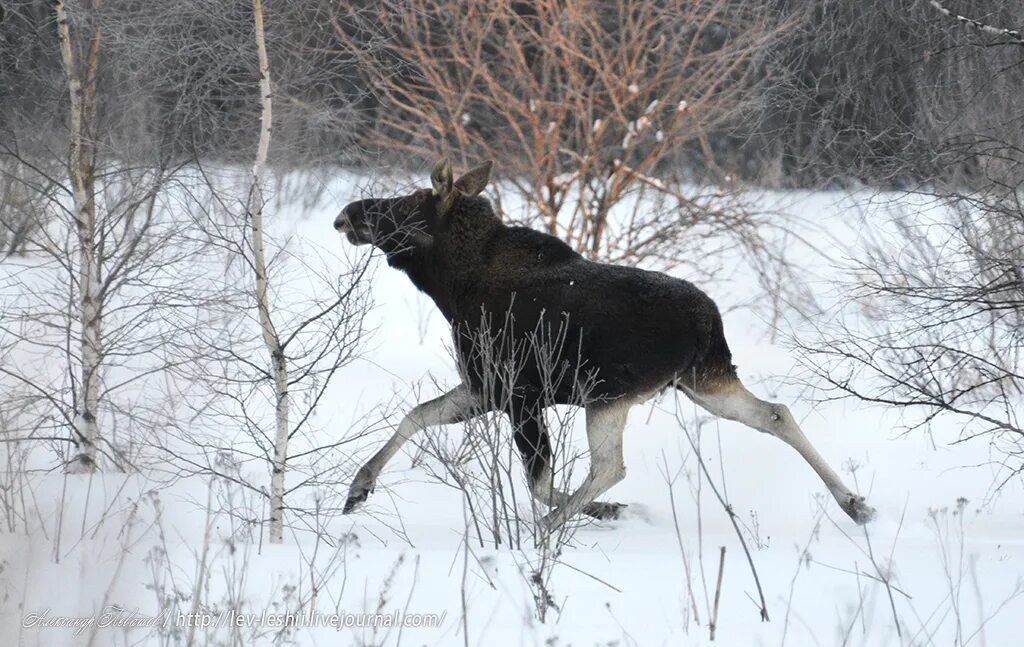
left=552, top=557, right=623, bottom=594
left=927, top=0, right=1024, bottom=46
left=675, top=393, right=770, bottom=621
left=710, top=546, right=726, bottom=641
left=660, top=451, right=701, bottom=627
left=460, top=505, right=471, bottom=647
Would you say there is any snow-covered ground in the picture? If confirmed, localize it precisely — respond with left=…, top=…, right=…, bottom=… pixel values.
left=2, top=178, right=1021, bottom=646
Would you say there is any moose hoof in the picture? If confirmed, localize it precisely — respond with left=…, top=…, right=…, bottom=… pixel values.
left=844, top=495, right=876, bottom=525
left=582, top=501, right=627, bottom=520
left=343, top=469, right=375, bottom=514
left=342, top=489, right=369, bottom=514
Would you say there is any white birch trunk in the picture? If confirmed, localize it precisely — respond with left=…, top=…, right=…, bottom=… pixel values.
left=57, top=0, right=102, bottom=472
left=249, top=0, right=289, bottom=544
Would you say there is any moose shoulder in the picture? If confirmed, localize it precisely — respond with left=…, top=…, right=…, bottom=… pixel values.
left=335, top=158, right=875, bottom=528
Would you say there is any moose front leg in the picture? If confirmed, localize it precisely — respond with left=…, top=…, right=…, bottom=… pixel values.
left=542, top=400, right=631, bottom=528
left=344, top=384, right=479, bottom=513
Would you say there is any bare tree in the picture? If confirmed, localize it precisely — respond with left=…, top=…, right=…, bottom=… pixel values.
left=5, top=1, right=1024, bottom=189
left=333, top=0, right=792, bottom=267
left=0, top=1, right=220, bottom=472
left=150, top=0, right=374, bottom=541
left=801, top=5, right=1024, bottom=484
left=247, top=0, right=293, bottom=544
left=0, top=0, right=374, bottom=547
left=160, top=160, right=373, bottom=544
left=0, top=157, right=45, bottom=258
left=231, top=0, right=377, bottom=545
left=55, top=0, right=103, bottom=470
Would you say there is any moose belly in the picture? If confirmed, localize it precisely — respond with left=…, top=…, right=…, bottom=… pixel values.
left=451, top=298, right=711, bottom=405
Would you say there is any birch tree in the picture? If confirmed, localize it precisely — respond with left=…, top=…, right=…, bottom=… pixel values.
left=247, top=0, right=291, bottom=544
left=55, top=0, right=103, bottom=471
left=165, top=0, right=372, bottom=544
left=0, top=1, right=236, bottom=474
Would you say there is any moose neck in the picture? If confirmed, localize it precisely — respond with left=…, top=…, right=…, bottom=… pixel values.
left=397, top=196, right=503, bottom=323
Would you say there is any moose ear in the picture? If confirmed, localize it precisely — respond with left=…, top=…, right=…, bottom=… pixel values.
left=430, top=157, right=455, bottom=216
left=431, top=158, right=453, bottom=197
left=454, top=161, right=493, bottom=197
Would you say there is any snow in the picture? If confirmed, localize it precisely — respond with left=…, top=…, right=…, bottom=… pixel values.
left=1, top=180, right=1022, bottom=647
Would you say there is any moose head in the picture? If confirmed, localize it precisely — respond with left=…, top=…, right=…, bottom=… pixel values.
left=334, top=158, right=493, bottom=261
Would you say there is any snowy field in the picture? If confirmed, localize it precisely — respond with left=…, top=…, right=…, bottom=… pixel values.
left=2, top=177, right=1022, bottom=647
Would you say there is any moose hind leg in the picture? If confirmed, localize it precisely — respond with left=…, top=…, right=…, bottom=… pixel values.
left=512, top=410, right=623, bottom=520
left=344, top=384, right=479, bottom=513
left=543, top=400, right=631, bottom=528
left=679, top=376, right=875, bottom=524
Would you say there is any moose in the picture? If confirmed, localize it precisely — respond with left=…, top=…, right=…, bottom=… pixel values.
left=335, top=159, right=875, bottom=528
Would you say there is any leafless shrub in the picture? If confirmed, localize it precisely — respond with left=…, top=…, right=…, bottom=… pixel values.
left=798, top=9, right=1024, bottom=486
left=426, top=313, right=597, bottom=539
left=0, top=1, right=247, bottom=475
left=380, top=311, right=609, bottom=621
left=0, top=162, right=225, bottom=473
left=801, top=187, right=1024, bottom=486
left=138, top=165, right=373, bottom=545
left=792, top=496, right=1024, bottom=647
left=0, top=157, right=48, bottom=258
left=332, top=0, right=794, bottom=268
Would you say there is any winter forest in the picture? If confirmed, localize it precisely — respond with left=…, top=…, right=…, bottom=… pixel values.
left=1, top=1, right=1023, bottom=645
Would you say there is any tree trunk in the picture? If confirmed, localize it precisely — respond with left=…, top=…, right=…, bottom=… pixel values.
left=57, top=0, right=103, bottom=472
left=249, top=0, right=289, bottom=544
